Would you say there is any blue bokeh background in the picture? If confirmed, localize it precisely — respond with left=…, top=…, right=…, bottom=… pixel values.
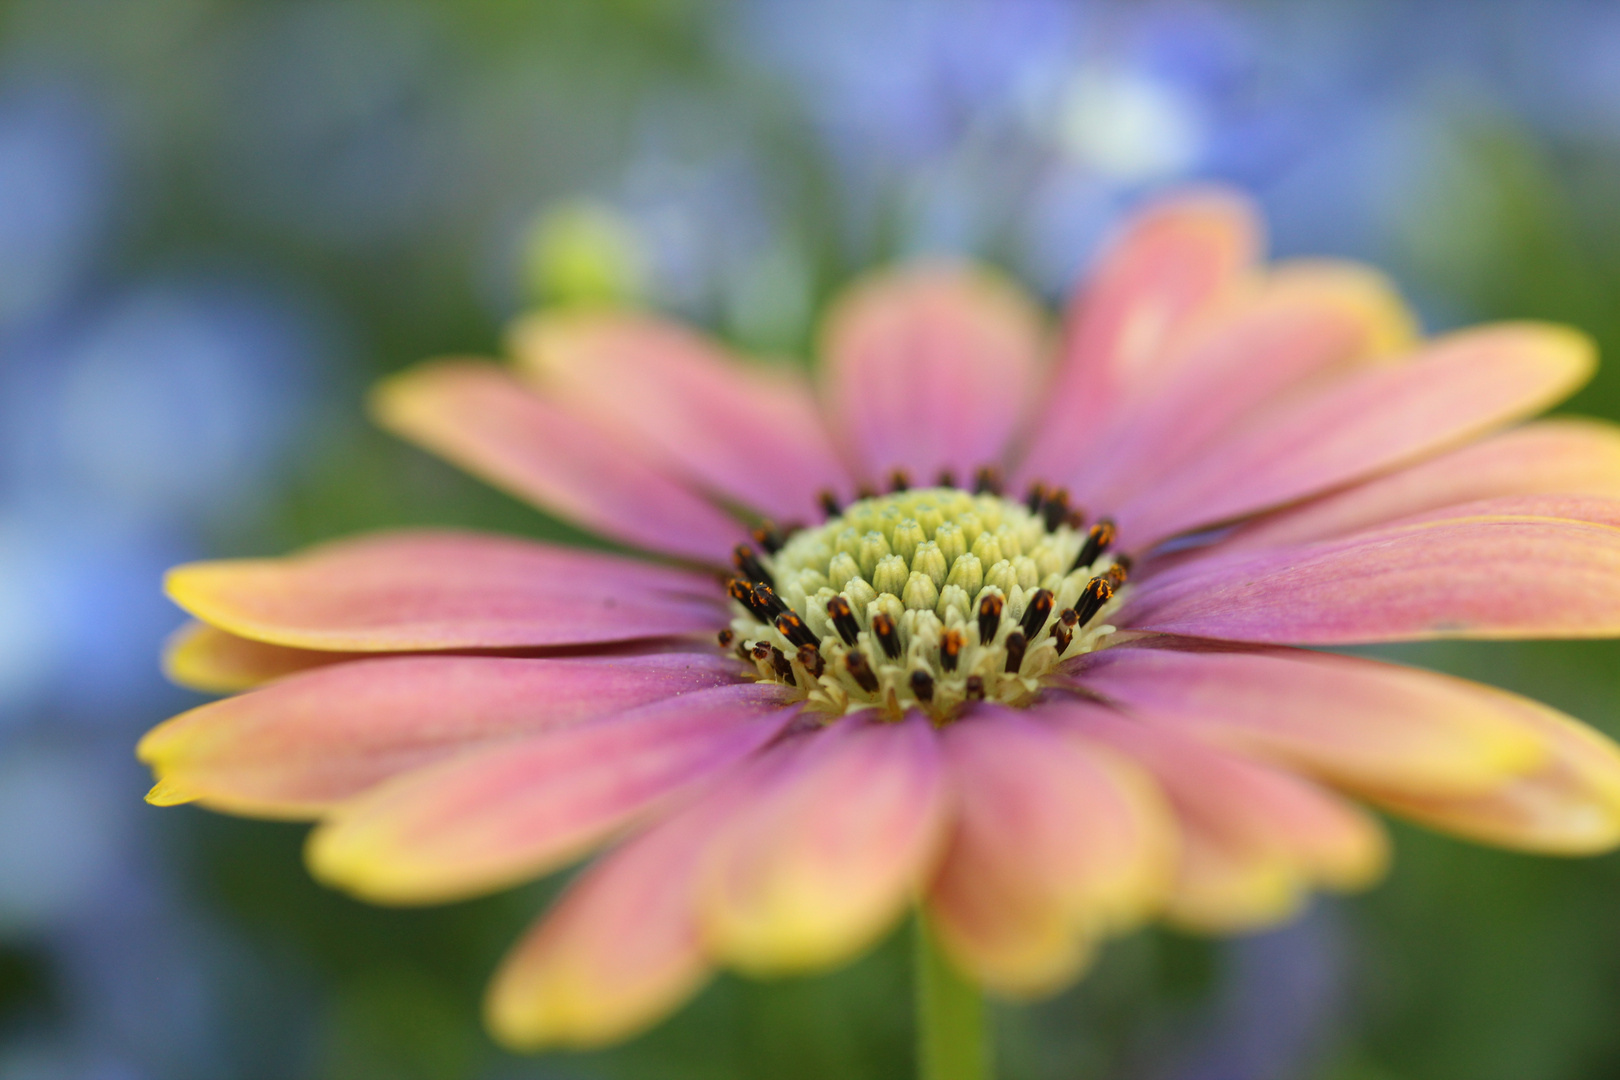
left=4, top=2, right=1620, bottom=1077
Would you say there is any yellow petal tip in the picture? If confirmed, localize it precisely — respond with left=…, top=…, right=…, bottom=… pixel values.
left=144, top=776, right=196, bottom=807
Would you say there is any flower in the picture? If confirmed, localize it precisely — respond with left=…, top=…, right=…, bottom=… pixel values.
left=139, top=188, right=1620, bottom=1052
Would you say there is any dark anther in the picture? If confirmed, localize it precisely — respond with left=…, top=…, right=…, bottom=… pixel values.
left=797, top=643, right=825, bottom=679
left=1052, top=622, right=1074, bottom=657
left=1103, top=562, right=1129, bottom=589
left=1074, top=576, right=1114, bottom=625
left=1058, top=607, right=1079, bottom=629
left=732, top=544, right=775, bottom=588
left=940, top=629, right=963, bottom=672
left=965, top=675, right=986, bottom=701
left=751, top=582, right=790, bottom=621
left=910, top=670, right=935, bottom=704
left=750, top=641, right=772, bottom=662
left=1112, top=552, right=1134, bottom=575
left=775, top=611, right=821, bottom=650
left=752, top=521, right=786, bottom=555
left=818, top=490, right=842, bottom=519
left=768, top=645, right=796, bottom=686
left=846, top=651, right=880, bottom=693
left=857, top=483, right=878, bottom=501
left=1003, top=630, right=1028, bottom=674
left=872, top=612, right=903, bottom=660
left=936, top=468, right=958, bottom=489
left=826, top=596, right=861, bottom=646
left=973, top=466, right=1003, bottom=495
left=717, top=628, right=735, bottom=648
left=888, top=468, right=912, bottom=493
left=1019, top=588, right=1055, bottom=640
left=1024, top=481, right=1047, bottom=514
left=1071, top=519, right=1117, bottom=572
left=1040, top=487, right=1071, bottom=532
left=1065, top=508, right=1087, bottom=530
left=729, top=578, right=768, bottom=619
left=977, top=593, right=1004, bottom=645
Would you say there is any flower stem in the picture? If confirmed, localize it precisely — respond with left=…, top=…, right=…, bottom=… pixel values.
left=914, top=913, right=991, bottom=1080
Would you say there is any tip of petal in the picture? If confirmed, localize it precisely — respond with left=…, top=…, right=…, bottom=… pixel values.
left=144, top=776, right=196, bottom=807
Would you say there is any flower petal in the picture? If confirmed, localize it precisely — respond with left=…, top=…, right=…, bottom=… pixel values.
left=699, top=713, right=949, bottom=975
left=305, top=683, right=794, bottom=904
left=1218, top=419, right=1620, bottom=552
left=820, top=264, right=1046, bottom=482
left=1051, top=701, right=1388, bottom=933
left=166, top=530, right=727, bottom=651
left=510, top=311, right=851, bottom=520
left=1121, top=510, right=1620, bottom=644
left=1016, top=188, right=1260, bottom=486
left=1066, top=262, right=1414, bottom=506
left=1370, top=704, right=1620, bottom=854
left=139, top=652, right=744, bottom=818
left=924, top=707, right=1172, bottom=995
left=372, top=360, right=747, bottom=562
left=1116, top=323, right=1597, bottom=547
left=485, top=796, right=729, bottom=1051
left=1060, top=643, right=1548, bottom=797
left=163, top=621, right=354, bottom=693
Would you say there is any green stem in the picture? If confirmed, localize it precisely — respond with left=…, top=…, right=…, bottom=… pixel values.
left=914, top=913, right=992, bottom=1080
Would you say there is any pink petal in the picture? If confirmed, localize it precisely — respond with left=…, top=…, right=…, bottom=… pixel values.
left=1116, top=323, right=1597, bottom=547
left=510, top=311, right=851, bottom=521
left=1050, top=701, right=1388, bottom=932
left=698, top=713, right=949, bottom=974
left=485, top=793, right=732, bottom=1050
left=371, top=360, right=747, bottom=562
left=1060, top=643, right=1547, bottom=797
left=139, top=652, right=744, bottom=817
left=1016, top=188, right=1261, bottom=486
left=1065, top=262, right=1413, bottom=506
left=163, top=621, right=354, bottom=693
left=820, top=264, right=1046, bottom=482
left=1121, top=509, right=1620, bottom=644
left=166, top=529, right=727, bottom=651
left=1371, top=702, right=1620, bottom=854
left=924, top=707, right=1172, bottom=995
left=304, top=683, right=794, bottom=904
left=1217, top=419, right=1620, bottom=552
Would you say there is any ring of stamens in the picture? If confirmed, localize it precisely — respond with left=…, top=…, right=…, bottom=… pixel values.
left=722, top=480, right=1129, bottom=722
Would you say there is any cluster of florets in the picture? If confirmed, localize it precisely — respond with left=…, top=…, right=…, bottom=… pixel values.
left=721, top=479, right=1128, bottom=721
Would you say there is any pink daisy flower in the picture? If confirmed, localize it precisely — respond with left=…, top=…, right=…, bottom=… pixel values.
left=140, top=189, right=1620, bottom=1061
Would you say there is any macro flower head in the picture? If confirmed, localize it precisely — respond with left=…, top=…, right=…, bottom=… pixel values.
left=140, top=188, right=1620, bottom=1052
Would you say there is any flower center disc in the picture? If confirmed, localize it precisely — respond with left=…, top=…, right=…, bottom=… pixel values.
left=726, top=485, right=1128, bottom=721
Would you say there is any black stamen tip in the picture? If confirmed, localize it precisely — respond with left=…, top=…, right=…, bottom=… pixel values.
left=732, top=544, right=775, bottom=588
left=768, top=645, right=796, bottom=686
left=976, top=594, right=1004, bottom=646
left=888, top=468, right=911, bottom=493
left=909, top=670, right=935, bottom=704
left=1058, top=607, right=1079, bottom=629
left=1052, top=622, right=1073, bottom=657
left=797, top=642, right=825, bottom=679
left=1019, top=588, right=1055, bottom=640
left=818, top=490, right=842, bottom=519
left=717, top=628, right=735, bottom=648
left=857, top=484, right=878, bottom=501
left=751, top=582, right=789, bottom=620
left=750, top=641, right=772, bottom=662
left=1003, top=630, right=1028, bottom=674
left=775, top=611, right=821, bottom=650
left=752, top=521, right=785, bottom=555
left=940, top=629, right=963, bottom=672
left=1071, top=519, right=1117, bottom=572
left=1104, top=562, right=1129, bottom=589
left=935, top=468, right=958, bottom=489
left=826, top=596, right=860, bottom=646
left=1074, top=576, right=1114, bottom=625
left=1024, top=481, right=1047, bottom=514
left=729, top=578, right=767, bottom=619
left=872, top=612, right=902, bottom=660
left=1040, top=487, right=1071, bottom=532
left=973, top=466, right=1003, bottom=496
left=964, top=675, right=985, bottom=701
left=846, top=651, right=879, bottom=693
left=1065, top=508, right=1087, bottom=531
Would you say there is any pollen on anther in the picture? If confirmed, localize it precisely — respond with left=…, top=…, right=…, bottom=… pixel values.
left=977, top=594, right=1004, bottom=645
left=940, top=629, right=963, bottom=672
left=826, top=596, right=860, bottom=647
left=1003, top=631, right=1028, bottom=674
left=1075, top=577, right=1114, bottom=625
left=872, top=612, right=902, bottom=660
left=1072, top=519, right=1116, bottom=571
left=717, top=628, right=735, bottom=648
left=733, top=544, right=775, bottom=588
left=797, top=643, right=825, bottom=679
